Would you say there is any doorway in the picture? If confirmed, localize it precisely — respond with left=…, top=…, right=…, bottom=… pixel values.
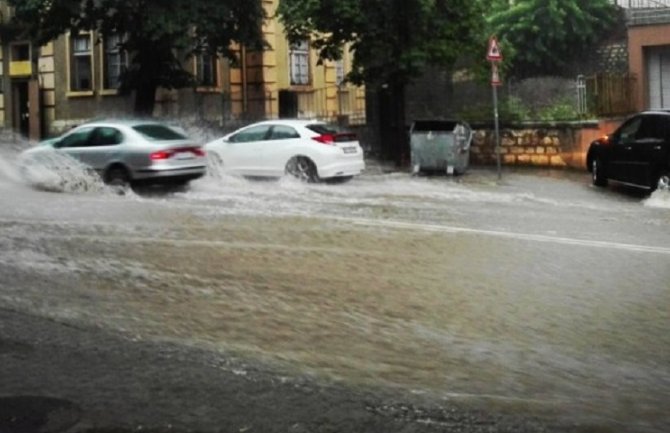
left=647, top=46, right=670, bottom=109
left=12, top=81, right=29, bottom=137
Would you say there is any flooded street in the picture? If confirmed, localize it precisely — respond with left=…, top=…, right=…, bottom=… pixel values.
left=1, top=147, right=669, bottom=432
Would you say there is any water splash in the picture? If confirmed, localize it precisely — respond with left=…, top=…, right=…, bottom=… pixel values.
left=644, top=189, right=670, bottom=209
left=17, top=148, right=108, bottom=194
left=0, top=153, right=22, bottom=185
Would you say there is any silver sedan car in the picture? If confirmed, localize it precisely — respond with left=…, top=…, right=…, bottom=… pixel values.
left=20, top=120, right=207, bottom=188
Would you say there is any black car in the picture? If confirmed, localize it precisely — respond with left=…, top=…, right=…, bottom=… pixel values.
left=587, top=110, right=670, bottom=191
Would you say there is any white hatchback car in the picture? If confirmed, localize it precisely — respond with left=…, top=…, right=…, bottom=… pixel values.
left=204, top=120, right=365, bottom=182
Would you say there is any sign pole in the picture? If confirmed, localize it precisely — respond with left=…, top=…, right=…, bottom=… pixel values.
left=487, top=36, right=503, bottom=181
left=493, top=83, right=501, bottom=180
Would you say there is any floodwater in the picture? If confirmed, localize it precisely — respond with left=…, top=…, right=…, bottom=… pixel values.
left=1, top=144, right=669, bottom=432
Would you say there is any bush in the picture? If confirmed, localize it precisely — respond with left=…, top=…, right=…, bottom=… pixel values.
left=458, top=96, right=582, bottom=123
left=537, top=99, right=581, bottom=122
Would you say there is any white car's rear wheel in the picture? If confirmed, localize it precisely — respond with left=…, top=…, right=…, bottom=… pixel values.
left=286, top=156, right=319, bottom=183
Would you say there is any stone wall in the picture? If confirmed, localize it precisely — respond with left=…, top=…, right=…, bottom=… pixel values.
left=469, top=119, right=624, bottom=170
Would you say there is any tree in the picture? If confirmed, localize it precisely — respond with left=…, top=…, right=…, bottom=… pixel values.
left=5, top=0, right=266, bottom=115
left=486, top=0, right=621, bottom=78
left=277, top=0, right=484, bottom=164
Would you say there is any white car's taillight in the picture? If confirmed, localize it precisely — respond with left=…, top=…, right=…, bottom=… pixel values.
left=312, top=134, right=335, bottom=145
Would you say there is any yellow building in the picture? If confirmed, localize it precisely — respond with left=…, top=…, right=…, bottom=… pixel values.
left=229, top=0, right=366, bottom=124
left=0, top=0, right=365, bottom=139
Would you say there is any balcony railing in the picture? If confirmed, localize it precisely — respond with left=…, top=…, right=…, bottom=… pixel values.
left=613, top=0, right=670, bottom=7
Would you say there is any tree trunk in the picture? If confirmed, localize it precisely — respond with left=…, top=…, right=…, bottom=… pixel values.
left=134, top=83, right=157, bottom=117
left=377, top=82, right=408, bottom=166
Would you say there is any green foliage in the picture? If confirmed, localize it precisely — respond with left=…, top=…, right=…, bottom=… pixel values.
left=277, top=0, right=486, bottom=88
left=5, top=0, right=265, bottom=113
left=501, top=96, right=532, bottom=122
left=537, top=98, right=580, bottom=121
left=459, top=96, right=530, bottom=123
left=458, top=96, right=582, bottom=123
left=486, top=0, right=621, bottom=78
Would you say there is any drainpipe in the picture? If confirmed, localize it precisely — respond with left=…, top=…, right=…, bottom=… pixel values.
left=241, top=46, right=248, bottom=116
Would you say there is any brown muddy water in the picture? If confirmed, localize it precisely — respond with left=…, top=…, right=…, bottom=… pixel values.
left=1, top=149, right=669, bottom=432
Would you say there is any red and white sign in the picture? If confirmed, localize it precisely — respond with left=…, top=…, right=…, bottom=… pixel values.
left=491, top=63, right=502, bottom=86
left=487, top=36, right=503, bottom=62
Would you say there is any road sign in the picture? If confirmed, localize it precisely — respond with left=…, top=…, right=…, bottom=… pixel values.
left=491, top=63, right=502, bottom=86
left=487, top=37, right=503, bottom=62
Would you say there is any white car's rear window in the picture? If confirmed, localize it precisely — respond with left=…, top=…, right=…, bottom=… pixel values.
left=307, top=124, right=357, bottom=142
left=306, top=124, right=344, bottom=135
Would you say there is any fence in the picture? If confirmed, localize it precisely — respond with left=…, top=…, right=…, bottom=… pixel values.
left=583, top=73, right=637, bottom=116
left=180, top=85, right=367, bottom=127
left=293, top=85, right=367, bottom=125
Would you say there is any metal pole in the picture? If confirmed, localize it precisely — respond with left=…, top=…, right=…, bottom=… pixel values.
left=493, top=84, right=501, bottom=180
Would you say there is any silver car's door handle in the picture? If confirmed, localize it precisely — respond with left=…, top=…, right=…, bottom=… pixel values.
left=653, top=145, right=662, bottom=150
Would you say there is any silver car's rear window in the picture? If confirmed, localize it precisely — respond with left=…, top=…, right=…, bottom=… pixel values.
left=133, top=124, right=187, bottom=141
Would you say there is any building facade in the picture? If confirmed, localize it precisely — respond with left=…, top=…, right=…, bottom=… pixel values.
left=0, top=0, right=365, bottom=140
left=622, top=1, right=670, bottom=110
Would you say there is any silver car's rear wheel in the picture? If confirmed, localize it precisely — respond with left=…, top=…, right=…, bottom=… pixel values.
left=286, top=156, right=319, bottom=183
left=105, top=166, right=130, bottom=194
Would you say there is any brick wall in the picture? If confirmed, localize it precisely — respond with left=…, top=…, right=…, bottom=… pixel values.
left=469, top=119, right=624, bottom=169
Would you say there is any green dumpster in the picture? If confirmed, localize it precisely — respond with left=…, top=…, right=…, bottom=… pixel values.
left=410, top=120, right=473, bottom=175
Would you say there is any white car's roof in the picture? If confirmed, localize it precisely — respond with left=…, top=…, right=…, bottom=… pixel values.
left=246, top=119, right=325, bottom=127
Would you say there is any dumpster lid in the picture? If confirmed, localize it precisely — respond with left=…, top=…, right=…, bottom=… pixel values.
left=411, top=120, right=464, bottom=132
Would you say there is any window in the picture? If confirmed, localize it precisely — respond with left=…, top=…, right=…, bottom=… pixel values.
left=133, top=124, right=187, bottom=141
left=90, top=127, right=123, bottom=146
left=307, top=124, right=344, bottom=135
left=229, top=125, right=271, bottom=143
left=9, top=42, right=32, bottom=77
left=636, top=115, right=667, bottom=141
left=70, top=34, right=93, bottom=91
left=269, top=125, right=300, bottom=140
left=11, top=43, right=30, bottom=62
left=616, top=117, right=642, bottom=144
left=103, top=34, right=128, bottom=90
left=196, top=53, right=218, bottom=87
left=289, top=41, right=310, bottom=85
left=58, top=127, right=95, bottom=148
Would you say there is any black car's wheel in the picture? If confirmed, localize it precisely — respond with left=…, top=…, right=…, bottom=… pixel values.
left=105, top=165, right=131, bottom=194
left=592, top=158, right=608, bottom=187
left=286, top=156, right=319, bottom=183
left=655, top=171, right=670, bottom=191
